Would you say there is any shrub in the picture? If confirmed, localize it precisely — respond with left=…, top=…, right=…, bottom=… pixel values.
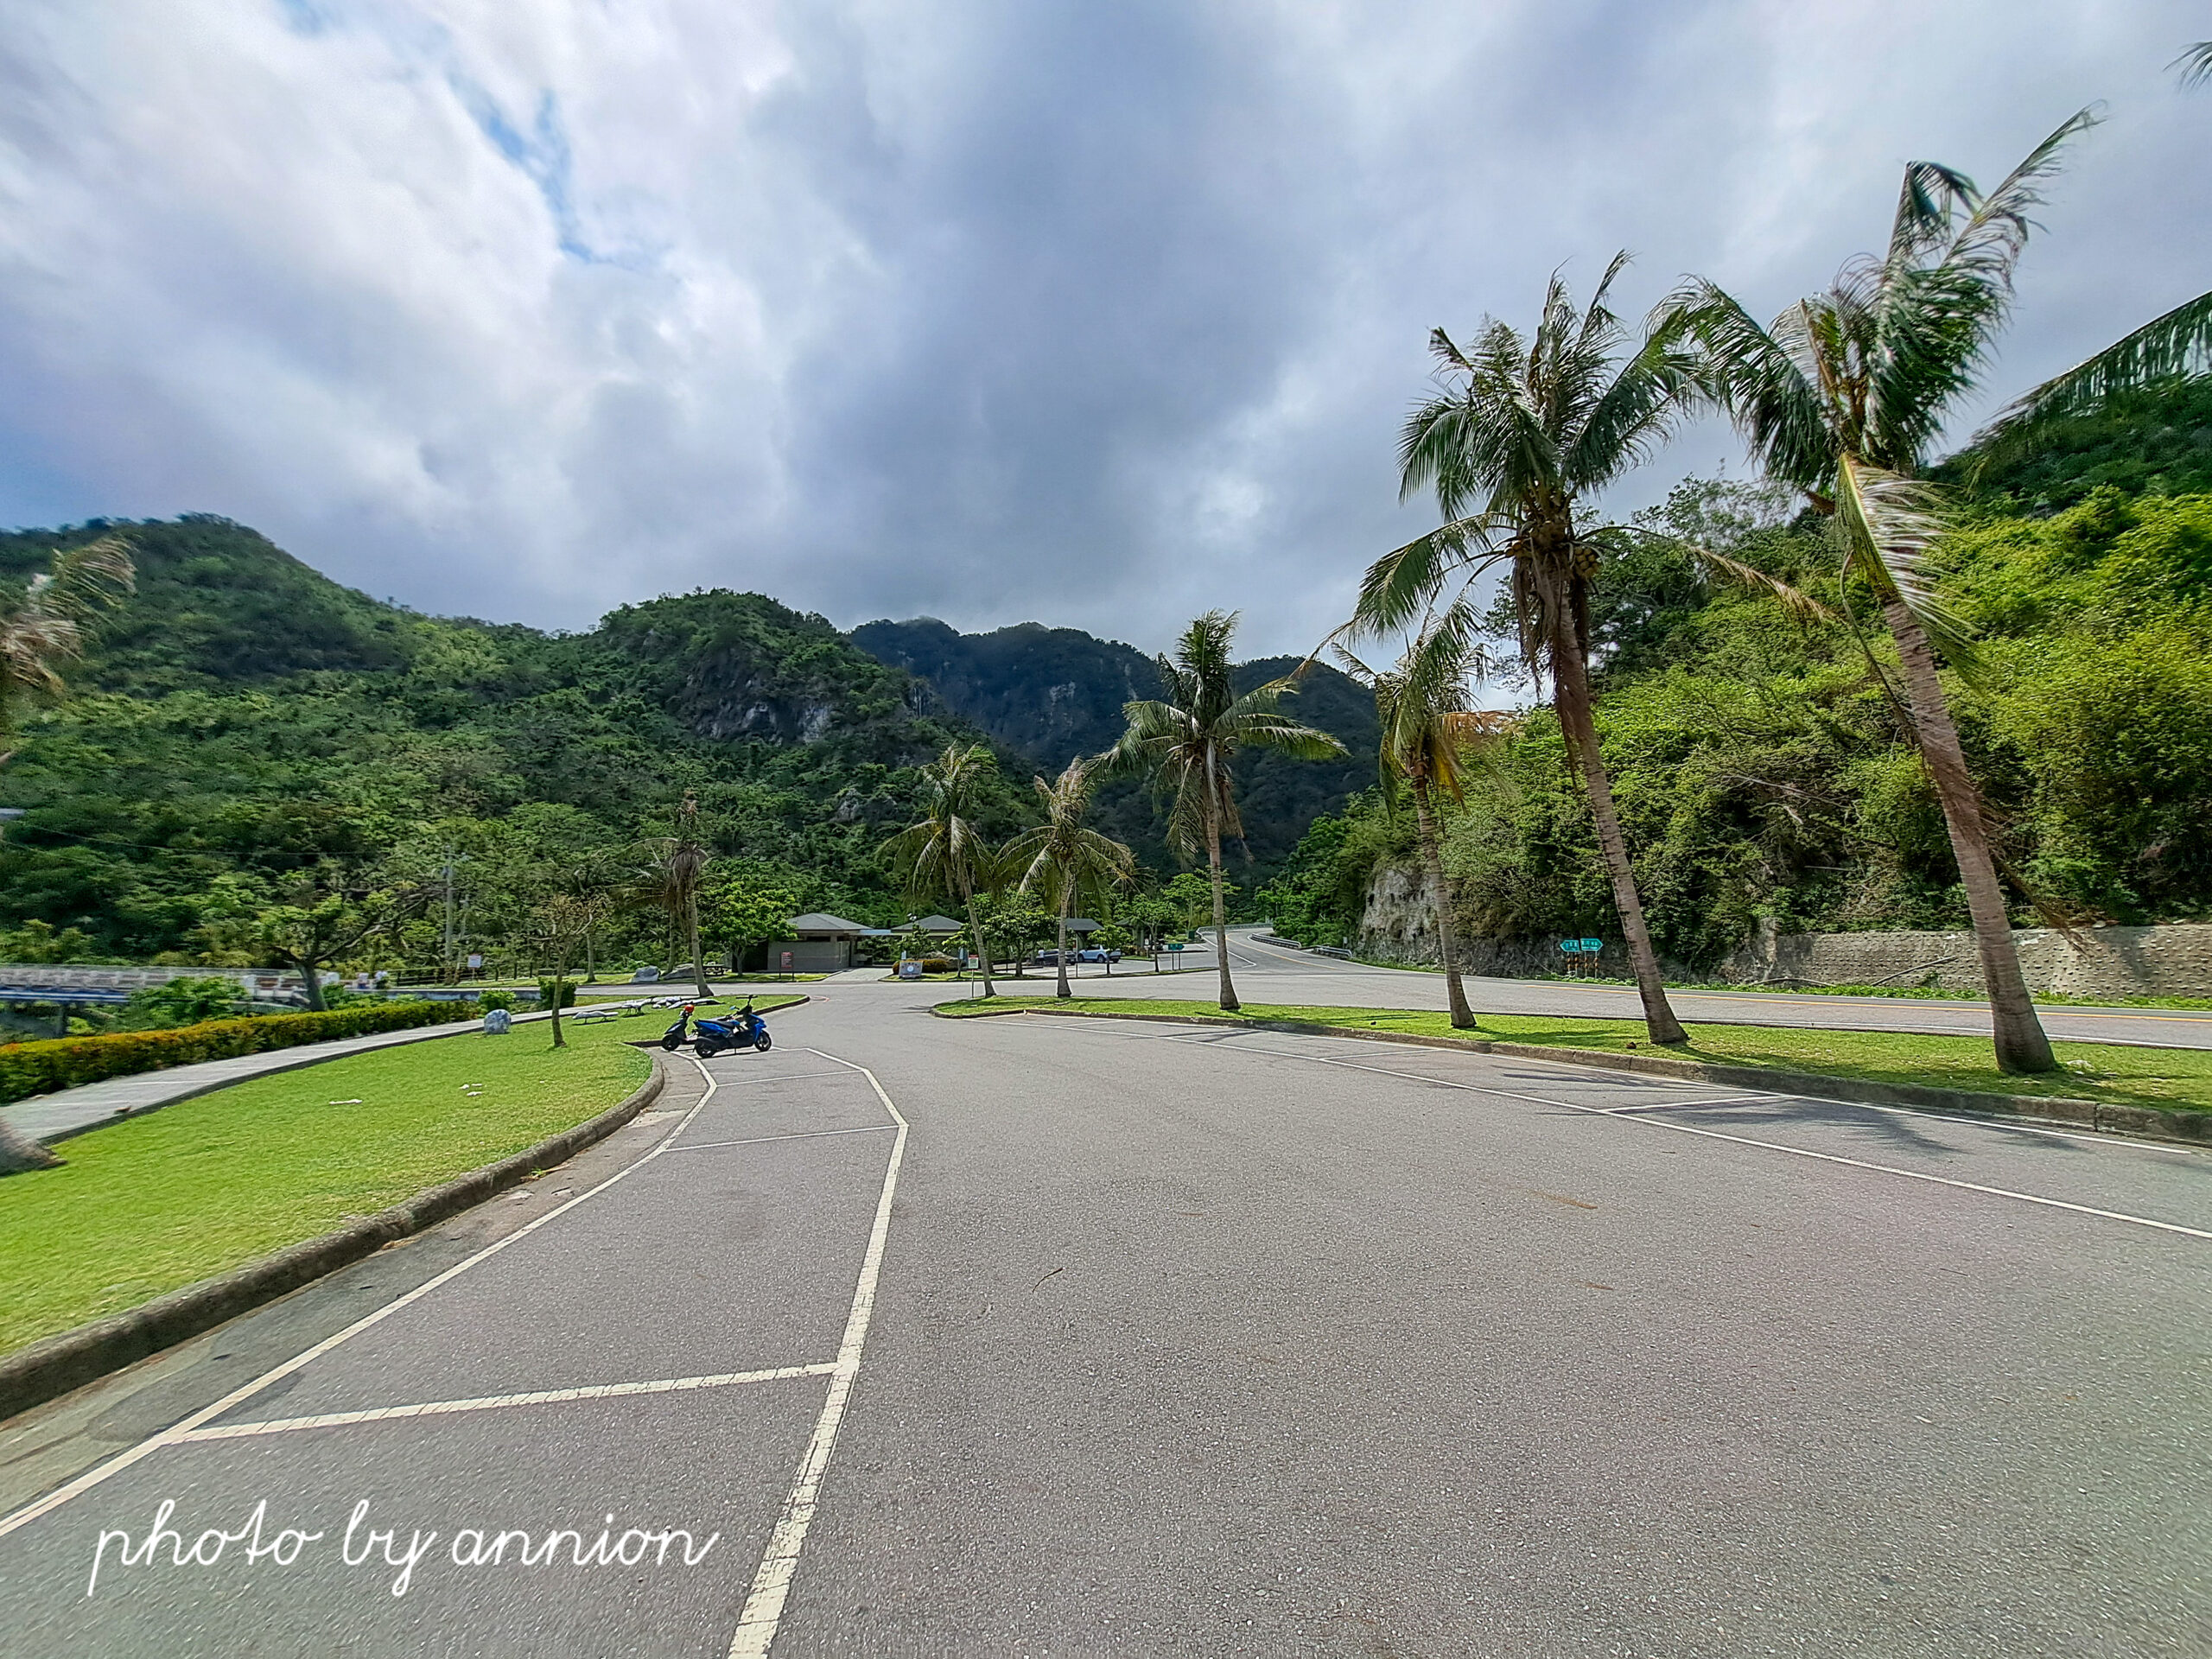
left=535, top=977, right=577, bottom=1009
left=476, top=988, right=515, bottom=1012
left=918, top=956, right=955, bottom=974
left=0, top=1000, right=474, bottom=1104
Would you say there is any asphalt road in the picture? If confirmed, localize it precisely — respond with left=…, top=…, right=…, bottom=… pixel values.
left=1043, top=928, right=2212, bottom=1051
left=2, top=982, right=2206, bottom=1656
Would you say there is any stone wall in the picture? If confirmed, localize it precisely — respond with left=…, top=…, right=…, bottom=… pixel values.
left=1714, top=918, right=2212, bottom=999
left=1357, top=863, right=2212, bottom=997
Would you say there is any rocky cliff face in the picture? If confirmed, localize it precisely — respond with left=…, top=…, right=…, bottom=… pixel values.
left=1357, top=863, right=1446, bottom=965
left=1355, top=861, right=1669, bottom=980
left=593, top=589, right=952, bottom=766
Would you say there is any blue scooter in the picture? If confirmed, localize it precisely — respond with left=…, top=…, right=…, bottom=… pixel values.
left=660, top=1000, right=772, bottom=1058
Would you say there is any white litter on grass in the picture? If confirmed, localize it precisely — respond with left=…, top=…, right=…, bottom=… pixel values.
left=327, top=1099, right=363, bottom=1106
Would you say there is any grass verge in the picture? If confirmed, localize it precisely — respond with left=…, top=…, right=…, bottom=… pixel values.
left=1342, top=958, right=2212, bottom=1011
left=0, top=1017, right=653, bottom=1358
left=935, top=996, right=2212, bottom=1116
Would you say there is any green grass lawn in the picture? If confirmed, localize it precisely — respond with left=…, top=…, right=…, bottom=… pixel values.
left=1340, top=958, right=2212, bottom=1011
left=0, top=1017, right=656, bottom=1358
left=938, top=996, right=2212, bottom=1116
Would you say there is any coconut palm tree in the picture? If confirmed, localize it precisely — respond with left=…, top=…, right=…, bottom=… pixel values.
left=1, top=536, right=134, bottom=767
left=1003, top=758, right=1136, bottom=1000
left=639, top=791, right=712, bottom=999
left=1355, top=256, right=1700, bottom=1046
left=1109, top=612, right=1345, bottom=1013
left=1652, top=113, right=2104, bottom=1073
left=2174, top=41, right=2212, bottom=86
left=1332, top=615, right=1504, bottom=1030
left=883, top=743, right=1006, bottom=998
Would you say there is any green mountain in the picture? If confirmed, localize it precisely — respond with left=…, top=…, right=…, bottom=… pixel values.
left=849, top=619, right=1380, bottom=872
left=0, top=518, right=1373, bottom=964
left=0, top=517, right=1014, bottom=961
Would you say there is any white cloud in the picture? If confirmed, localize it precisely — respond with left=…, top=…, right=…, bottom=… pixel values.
left=0, top=0, right=2202, bottom=653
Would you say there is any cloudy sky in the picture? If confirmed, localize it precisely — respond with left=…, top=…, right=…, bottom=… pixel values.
left=0, top=2, right=2203, bottom=658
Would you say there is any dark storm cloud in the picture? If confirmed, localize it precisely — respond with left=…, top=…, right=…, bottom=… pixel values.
left=0, top=2, right=2202, bottom=656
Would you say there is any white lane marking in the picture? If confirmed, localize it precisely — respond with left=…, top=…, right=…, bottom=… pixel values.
left=701, top=1070, right=852, bottom=1087
left=1277, top=1047, right=2212, bottom=1242
left=728, top=1049, right=909, bottom=1658
left=670, top=1125, right=897, bottom=1153
left=1605, top=1095, right=1780, bottom=1113
left=0, top=1053, right=724, bottom=1542
left=176, top=1364, right=836, bottom=1442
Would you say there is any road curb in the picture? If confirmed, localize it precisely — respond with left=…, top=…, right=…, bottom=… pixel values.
left=935, top=1003, right=2209, bottom=1145
left=0, top=1053, right=670, bottom=1424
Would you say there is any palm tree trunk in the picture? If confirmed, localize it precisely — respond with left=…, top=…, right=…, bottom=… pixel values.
left=1880, top=600, right=2056, bottom=1073
left=686, top=887, right=709, bottom=998
left=1412, top=780, right=1476, bottom=1030
left=1055, top=898, right=1072, bottom=1000
left=963, top=888, right=996, bottom=999
left=1205, top=804, right=1239, bottom=1014
left=1548, top=622, right=1688, bottom=1046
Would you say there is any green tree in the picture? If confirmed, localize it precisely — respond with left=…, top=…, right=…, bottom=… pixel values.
left=1003, top=758, right=1137, bottom=999
left=1654, top=115, right=2105, bottom=1071
left=1109, top=612, right=1345, bottom=1012
left=1333, top=621, right=1504, bottom=1029
left=700, top=860, right=809, bottom=974
left=970, top=890, right=1055, bottom=977
left=1160, top=872, right=1215, bottom=934
left=531, top=891, right=606, bottom=1050
left=0, top=536, right=132, bottom=767
left=883, top=743, right=1006, bottom=998
left=255, top=876, right=429, bottom=1012
left=1356, top=257, right=1701, bottom=1045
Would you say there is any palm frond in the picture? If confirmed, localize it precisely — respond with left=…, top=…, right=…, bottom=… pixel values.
left=1936, top=107, right=2098, bottom=290
left=1561, top=317, right=1705, bottom=491
left=1973, top=287, right=2212, bottom=454
left=1833, top=456, right=1980, bottom=674
left=1679, top=542, right=1838, bottom=626
left=2175, top=41, right=2212, bottom=87
left=1887, top=159, right=1980, bottom=266
left=1349, top=517, right=1501, bottom=639
left=34, top=537, right=136, bottom=624
left=1651, top=277, right=1834, bottom=493
left=0, top=536, right=136, bottom=721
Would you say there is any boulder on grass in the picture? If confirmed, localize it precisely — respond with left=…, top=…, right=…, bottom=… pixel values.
left=0, top=1117, right=61, bottom=1174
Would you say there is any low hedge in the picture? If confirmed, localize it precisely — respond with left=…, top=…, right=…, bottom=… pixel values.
left=0, top=1000, right=475, bottom=1104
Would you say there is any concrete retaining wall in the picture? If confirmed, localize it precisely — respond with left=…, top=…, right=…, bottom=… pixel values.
left=1714, top=919, right=2212, bottom=998
left=1357, top=862, right=2212, bottom=997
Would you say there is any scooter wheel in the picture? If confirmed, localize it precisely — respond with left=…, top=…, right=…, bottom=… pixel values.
left=696, top=1043, right=723, bottom=1059
left=660, top=1037, right=682, bottom=1052
left=754, top=1031, right=772, bottom=1052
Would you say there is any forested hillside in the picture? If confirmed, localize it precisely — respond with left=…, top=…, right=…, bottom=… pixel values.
left=851, top=618, right=1379, bottom=872
left=0, top=519, right=1360, bottom=969
left=0, top=518, right=1019, bottom=963
left=1262, top=380, right=2212, bottom=962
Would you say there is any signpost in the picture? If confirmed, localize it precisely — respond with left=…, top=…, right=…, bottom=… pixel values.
left=1559, top=937, right=1605, bottom=978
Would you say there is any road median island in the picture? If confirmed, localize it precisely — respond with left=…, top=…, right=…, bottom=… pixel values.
left=934, top=996, right=2212, bottom=1144
left=0, top=1017, right=673, bottom=1421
